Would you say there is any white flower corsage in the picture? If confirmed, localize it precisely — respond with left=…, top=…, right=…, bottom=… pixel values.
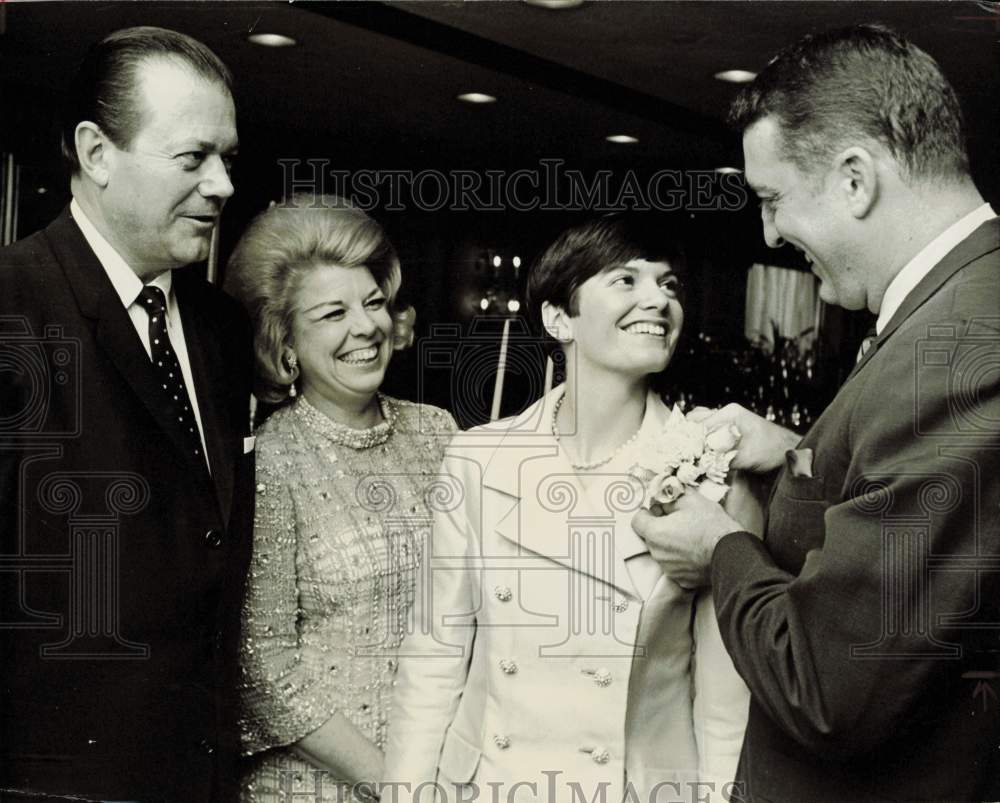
left=629, top=405, right=740, bottom=508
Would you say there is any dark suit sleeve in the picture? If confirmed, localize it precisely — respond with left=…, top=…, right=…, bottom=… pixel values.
left=710, top=307, right=1000, bottom=760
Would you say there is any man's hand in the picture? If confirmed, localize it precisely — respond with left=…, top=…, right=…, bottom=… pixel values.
left=690, top=403, right=799, bottom=473
left=632, top=491, right=743, bottom=590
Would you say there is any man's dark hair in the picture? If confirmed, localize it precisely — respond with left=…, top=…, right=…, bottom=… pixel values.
left=61, top=26, right=234, bottom=174
left=728, top=24, right=969, bottom=182
left=527, top=214, right=687, bottom=323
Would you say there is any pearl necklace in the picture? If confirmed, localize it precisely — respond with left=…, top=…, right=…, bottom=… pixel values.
left=297, top=392, right=397, bottom=450
left=551, top=393, right=642, bottom=471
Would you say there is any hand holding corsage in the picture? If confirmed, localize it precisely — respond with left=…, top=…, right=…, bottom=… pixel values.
left=630, top=406, right=754, bottom=589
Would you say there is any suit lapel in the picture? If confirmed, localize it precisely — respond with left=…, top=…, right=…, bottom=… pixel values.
left=45, top=209, right=216, bottom=491
left=175, top=271, right=236, bottom=526
left=848, top=218, right=1000, bottom=381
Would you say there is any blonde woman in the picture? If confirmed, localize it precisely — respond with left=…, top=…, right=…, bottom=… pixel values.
left=225, top=196, right=456, bottom=802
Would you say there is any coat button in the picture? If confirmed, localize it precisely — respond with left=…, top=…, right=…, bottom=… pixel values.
left=499, top=659, right=518, bottom=675
left=583, top=668, right=612, bottom=687
left=204, top=529, right=224, bottom=548
left=493, top=734, right=511, bottom=750
left=613, top=598, right=629, bottom=613
left=590, top=747, right=610, bottom=765
left=494, top=585, right=513, bottom=602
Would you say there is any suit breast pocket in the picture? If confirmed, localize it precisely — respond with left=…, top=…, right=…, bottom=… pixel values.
left=766, top=472, right=831, bottom=573
left=776, top=469, right=827, bottom=502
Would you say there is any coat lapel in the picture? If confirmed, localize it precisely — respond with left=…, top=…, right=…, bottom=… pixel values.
left=46, top=208, right=216, bottom=491
left=483, top=389, right=641, bottom=598
left=848, top=218, right=1000, bottom=381
left=175, top=271, right=237, bottom=526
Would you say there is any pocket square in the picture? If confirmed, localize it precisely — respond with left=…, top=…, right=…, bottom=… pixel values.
left=243, top=436, right=256, bottom=454
left=785, top=447, right=814, bottom=478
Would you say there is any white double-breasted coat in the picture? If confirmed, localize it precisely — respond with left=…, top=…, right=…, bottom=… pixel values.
left=385, top=387, right=748, bottom=803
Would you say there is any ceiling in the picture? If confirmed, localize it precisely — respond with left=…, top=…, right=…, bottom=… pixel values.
left=2, top=0, right=997, bottom=189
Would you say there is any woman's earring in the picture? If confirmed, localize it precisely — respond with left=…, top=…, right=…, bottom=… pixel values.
left=284, top=351, right=299, bottom=397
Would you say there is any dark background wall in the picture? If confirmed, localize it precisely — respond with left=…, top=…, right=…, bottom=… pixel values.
left=3, top=1, right=994, bottom=428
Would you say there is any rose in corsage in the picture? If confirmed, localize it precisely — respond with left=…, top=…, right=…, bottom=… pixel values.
left=630, top=406, right=740, bottom=509
left=644, top=473, right=686, bottom=508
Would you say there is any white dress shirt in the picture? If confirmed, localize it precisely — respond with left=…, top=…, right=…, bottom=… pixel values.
left=70, top=198, right=210, bottom=468
left=876, top=202, right=997, bottom=334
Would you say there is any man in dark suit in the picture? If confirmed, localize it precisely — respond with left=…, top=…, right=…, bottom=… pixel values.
left=634, top=25, right=999, bottom=803
left=0, top=27, right=253, bottom=802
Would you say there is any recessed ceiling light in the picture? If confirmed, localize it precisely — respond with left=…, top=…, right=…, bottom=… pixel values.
left=714, top=69, right=757, bottom=83
left=523, top=0, right=585, bottom=8
left=606, top=134, right=639, bottom=144
left=715, top=167, right=742, bottom=175
left=457, top=92, right=497, bottom=104
left=247, top=33, right=298, bottom=48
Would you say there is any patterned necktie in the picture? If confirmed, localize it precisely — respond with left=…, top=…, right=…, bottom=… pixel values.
left=856, top=326, right=877, bottom=364
left=137, top=285, right=205, bottom=465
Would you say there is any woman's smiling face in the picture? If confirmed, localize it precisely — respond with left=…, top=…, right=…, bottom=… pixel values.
left=290, top=263, right=394, bottom=415
left=568, top=258, right=684, bottom=380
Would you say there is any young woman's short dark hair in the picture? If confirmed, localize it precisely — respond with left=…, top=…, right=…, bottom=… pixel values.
left=527, top=214, right=688, bottom=323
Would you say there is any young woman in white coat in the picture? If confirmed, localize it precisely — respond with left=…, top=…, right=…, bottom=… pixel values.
left=385, top=216, right=756, bottom=803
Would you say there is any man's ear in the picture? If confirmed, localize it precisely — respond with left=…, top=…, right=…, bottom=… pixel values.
left=75, top=121, right=111, bottom=188
left=541, top=301, right=574, bottom=343
left=831, top=145, right=878, bottom=219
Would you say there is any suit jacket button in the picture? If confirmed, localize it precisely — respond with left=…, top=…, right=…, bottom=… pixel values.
left=499, top=659, right=518, bottom=675
left=204, top=529, right=224, bottom=548
left=493, top=734, right=511, bottom=750
left=494, top=585, right=513, bottom=602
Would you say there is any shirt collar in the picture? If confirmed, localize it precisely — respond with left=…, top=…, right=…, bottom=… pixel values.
left=876, top=202, right=996, bottom=334
left=70, top=198, right=172, bottom=307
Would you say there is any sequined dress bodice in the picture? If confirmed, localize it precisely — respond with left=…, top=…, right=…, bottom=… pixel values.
left=239, top=395, right=456, bottom=802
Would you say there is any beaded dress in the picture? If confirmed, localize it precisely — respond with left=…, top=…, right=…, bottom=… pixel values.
left=239, top=393, right=456, bottom=802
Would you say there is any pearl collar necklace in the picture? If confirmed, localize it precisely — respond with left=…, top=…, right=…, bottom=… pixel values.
left=550, top=393, right=642, bottom=471
left=297, top=393, right=397, bottom=450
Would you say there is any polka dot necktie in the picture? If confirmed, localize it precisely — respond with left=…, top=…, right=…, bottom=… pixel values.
left=137, top=285, right=205, bottom=465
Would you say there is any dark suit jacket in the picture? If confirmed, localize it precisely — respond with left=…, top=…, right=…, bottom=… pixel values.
left=711, top=218, right=1000, bottom=802
left=0, top=209, right=255, bottom=802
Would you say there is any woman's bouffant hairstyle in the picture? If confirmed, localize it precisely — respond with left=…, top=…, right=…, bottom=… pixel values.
left=526, top=214, right=688, bottom=336
left=224, top=195, right=404, bottom=403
